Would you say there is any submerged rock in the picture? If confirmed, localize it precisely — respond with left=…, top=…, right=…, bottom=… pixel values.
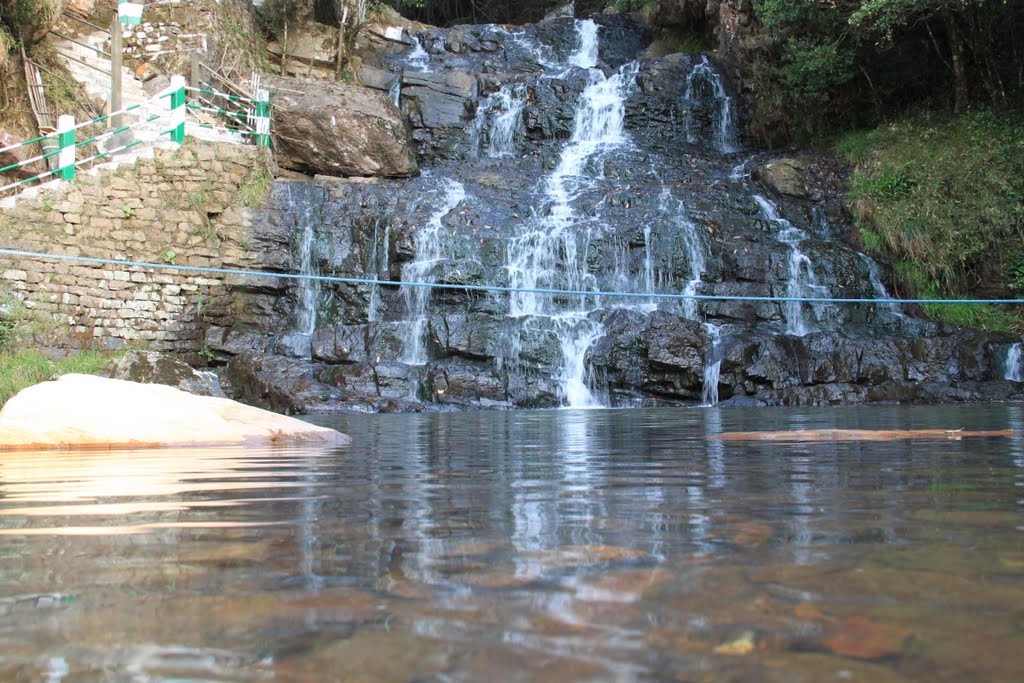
left=0, top=374, right=349, bottom=450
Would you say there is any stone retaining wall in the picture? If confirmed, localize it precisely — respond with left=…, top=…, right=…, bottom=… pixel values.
left=0, top=142, right=270, bottom=360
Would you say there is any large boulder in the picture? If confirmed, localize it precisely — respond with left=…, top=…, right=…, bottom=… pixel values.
left=266, top=74, right=418, bottom=178
left=0, top=374, right=349, bottom=450
left=755, top=158, right=809, bottom=199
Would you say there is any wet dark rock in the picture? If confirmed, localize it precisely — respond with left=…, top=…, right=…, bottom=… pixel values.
left=204, top=13, right=1024, bottom=414
left=226, top=353, right=342, bottom=414
left=104, top=351, right=226, bottom=398
left=592, top=15, right=653, bottom=69
left=312, top=324, right=370, bottom=364
left=429, top=358, right=509, bottom=407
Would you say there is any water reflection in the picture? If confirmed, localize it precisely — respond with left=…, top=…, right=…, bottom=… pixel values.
left=1, top=405, right=1023, bottom=681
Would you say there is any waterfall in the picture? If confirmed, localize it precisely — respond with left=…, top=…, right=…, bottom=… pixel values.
left=507, top=62, right=637, bottom=319
left=754, top=194, right=834, bottom=336
left=501, top=35, right=638, bottom=406
left=388, top=78, right=401, bottom=107
left=406, top=36, right=430, bottom=72
left=569, top=19, right=599, bottom=69
left=701, top=324, right=723, bottom=407
left=401, top=180, right=467, bottom=364
left=859, top=253, right=906, bottom=320
left=277, top=183, right=324, bottom=358
left=730, top=156, right=753, bottom=182
left=366, top=218, right=390, bottom=323
left=467, top=84, right=528, bottom=158
left=684, top=56, right=737, bottom=154
left=292, top=189, right=319, bottom=336
left=1007, top=343, right=1023, bottom=382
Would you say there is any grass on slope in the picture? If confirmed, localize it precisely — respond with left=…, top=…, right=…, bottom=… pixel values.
left=1, top=296, right=114, bottom=406
left=0, top=348, right=112, bottom=406
left=838, top=108, right=1024, bottom=333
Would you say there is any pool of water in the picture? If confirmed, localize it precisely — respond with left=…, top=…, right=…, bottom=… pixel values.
left=1, top=404, right=1023, bottom=682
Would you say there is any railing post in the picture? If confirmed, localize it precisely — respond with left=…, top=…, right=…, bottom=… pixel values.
left=110, top=17, right=123, bottom=132
left=57, top=114, right=76, bottom=181
left=255, top=89, right=271, bottom=147
left=190, top=51, right=202, bottom=92
left=168, top=75, right=187, bottom=144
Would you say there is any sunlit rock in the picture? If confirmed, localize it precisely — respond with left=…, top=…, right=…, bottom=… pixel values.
left=0, top=374, right=349, bottom=450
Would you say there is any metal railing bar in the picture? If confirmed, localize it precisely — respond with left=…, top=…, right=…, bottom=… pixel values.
left=48, top=30, right=111, bottom=58
left=54, top=49, right=111, bottom=76
left=0, top=147, right=62, bottom=175
left=75, top=115, right=161, bottom=148
left=0, top=133, right=53, bottom=155
left=0, top=168, right=59, bottom=195
left=62, top=12, right=111, bottom=35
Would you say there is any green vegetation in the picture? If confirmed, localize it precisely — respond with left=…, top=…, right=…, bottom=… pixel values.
left=0, top=297, right=113, bottom=405
left=0, top=348, right=112, bottom=406
left=747, top=0, right=1024, bottom=144
left=238, top=159, right=272, bottom=208
left=840, top=109, right=1024, bottom=332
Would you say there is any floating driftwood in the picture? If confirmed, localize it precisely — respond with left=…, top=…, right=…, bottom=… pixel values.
left=706, top=429, right=1021, bottom=443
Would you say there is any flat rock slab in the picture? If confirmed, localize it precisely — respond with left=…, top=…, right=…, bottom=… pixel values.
left=0, top=374, right=350, bottom=450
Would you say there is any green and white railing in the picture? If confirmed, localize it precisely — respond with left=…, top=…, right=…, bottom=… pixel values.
left=0, top=75, right=270, bottom=196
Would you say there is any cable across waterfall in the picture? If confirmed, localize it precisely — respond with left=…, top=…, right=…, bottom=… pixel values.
left=236, top=13, right=1023, bottom=413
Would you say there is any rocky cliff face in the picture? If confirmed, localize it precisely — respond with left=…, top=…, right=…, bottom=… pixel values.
left=203, top=15, right=1023, bottom=413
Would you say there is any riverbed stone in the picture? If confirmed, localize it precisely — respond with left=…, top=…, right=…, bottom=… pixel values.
left=0, top=374, right=349, bottom=449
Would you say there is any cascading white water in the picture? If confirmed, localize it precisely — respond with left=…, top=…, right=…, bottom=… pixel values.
left=729, top=156, right=753, bottom=182
left=401, top=180, right=467, bottom=364
left=754, top=194, right=834, bottom=336
left=388, top=78, right=401, bottom=107
left=502, top=22, right=638, bottom=407
left=507, top=61, right=637, bottom=320
left=406, top=36, right=430, bottom=72
left=569, top=19, right=599, bottom=69
left=277, top=183, right=324, bottom=358
left=683, top=56, right=737, bottom=154
left=467, top=84, right=528, bottom=158
left=1007, top=342, right=1023, bottom=382
left=701, top=323, right=723, bottom=407
left=664, top=191, right=707, bottom=321
left=651, top=190, right=721, bottom=404
left=292, top=188, right=319, bottom=336
left=366, top=218, right=390, bottom=323
left=859, top=253, right=906, bottom=321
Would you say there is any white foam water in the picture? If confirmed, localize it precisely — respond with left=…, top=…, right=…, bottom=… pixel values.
left=754, top=194, right=834, bottom=336
left=683, top=56, right=738, bottom=154
left=1007, top=342, right=1023, bottom=382
left=401, top=180, right=468, bottom=364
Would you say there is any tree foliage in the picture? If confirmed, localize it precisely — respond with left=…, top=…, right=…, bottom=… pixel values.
left=748, top=0, right=1024, bottom=142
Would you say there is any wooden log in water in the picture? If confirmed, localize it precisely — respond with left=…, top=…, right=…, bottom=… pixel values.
left=706, top=429, right=1021, bottom=443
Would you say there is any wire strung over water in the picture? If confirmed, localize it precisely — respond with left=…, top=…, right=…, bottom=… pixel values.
left=4, top=247, right=1024, bottom=306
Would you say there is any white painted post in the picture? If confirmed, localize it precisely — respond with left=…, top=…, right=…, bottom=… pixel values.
left=57, top=114, right=76, bottom=181
left=168, top=75, right=187, bottom=143
left=255, top=88, right=271, bottom=147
